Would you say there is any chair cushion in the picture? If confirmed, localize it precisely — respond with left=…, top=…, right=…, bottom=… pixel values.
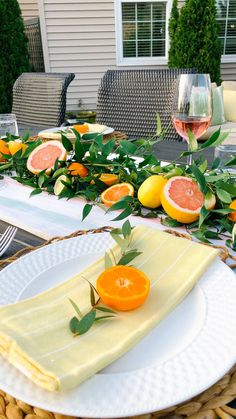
left=211, top=85, right=226, bottom=126
left=223, top=90, right=236, bottom=122
left=221, top=81, right=236, bottom=90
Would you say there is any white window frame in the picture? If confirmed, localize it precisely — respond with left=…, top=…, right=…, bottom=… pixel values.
left=217, top=0, right=236, bottom=63
left=115, top=0, right=171, bottom=66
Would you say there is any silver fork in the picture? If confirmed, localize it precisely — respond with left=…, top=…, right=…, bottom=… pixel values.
left=0, top=226, right=18, bottom=257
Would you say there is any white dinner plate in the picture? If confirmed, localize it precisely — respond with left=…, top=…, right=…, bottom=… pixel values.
left=0, top=232, right=236, bottom=418
left=38, top=126, right=114, bottom=140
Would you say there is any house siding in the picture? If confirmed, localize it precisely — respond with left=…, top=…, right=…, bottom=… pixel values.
left=18, top=0, right=39, bottom=20
left=38, top=0, right=236, bottom=111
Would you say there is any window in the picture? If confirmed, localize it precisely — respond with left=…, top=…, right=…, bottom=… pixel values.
left=116, top=0, right=170, bottom=65
left=216, top=0, right=236, bottom=57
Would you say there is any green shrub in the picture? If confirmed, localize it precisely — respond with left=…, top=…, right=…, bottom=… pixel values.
left=168, top=0, right=221, bottom=85
left=0, top=0, right=30, bottom=113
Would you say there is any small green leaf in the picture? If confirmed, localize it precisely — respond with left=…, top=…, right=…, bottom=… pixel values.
left=82, top=204, right=93, bottom=221
left=74, top=310, right=96, bottom=335
left=61, top=134, right=73, bottom=152
left=94, top=315, right=116, bottom=321
left=199, top=206, right=209, bottom=227
left=122, top=219, right=132, bottom=238
left=69, top=316, right=80, bottom=333
left=30, top=188, right=42, bottom=197
left=95, top=306, right=116, bottom=314
left=111, top=206, right=132, bottom=221
left=191, top=230, right=211, bottom=243
left=106, top=196, right=133, bottom=212
left=198, top=160, right=208, bottom=173
left=69, top=298, right=83, bottom=319
left=161, top=217, right=182, bottom=227
left=38, top=174, right=46, bottom=188
left=117, top=250, right=142, bottom=265
left=75, top=138, right=85, bottom=161
left=216, top=188, right=232, bottom=204
left=120, top=140, right=137, bottom=155
left=110, top=232, right=128, bottom=250
left=190, top=162, right=207, bottom=193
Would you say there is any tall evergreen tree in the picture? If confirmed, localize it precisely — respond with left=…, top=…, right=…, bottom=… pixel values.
left=0, top=0, right=30, bottom=113
left=168, top=0, right=179, bottom=68
left=168, top=0, right=221, bottom=85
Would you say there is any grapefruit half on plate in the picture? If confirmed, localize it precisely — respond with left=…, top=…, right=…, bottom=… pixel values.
left=161, top=176, right=215, bottom=224
left=27, top=141, right=67, bottom=175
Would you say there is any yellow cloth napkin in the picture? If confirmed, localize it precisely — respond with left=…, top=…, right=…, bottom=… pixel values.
left=0, top=226, right=218, bottom=392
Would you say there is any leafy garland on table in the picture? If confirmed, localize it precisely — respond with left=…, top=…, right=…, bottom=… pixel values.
left=0, top=126, right=235, bottom=251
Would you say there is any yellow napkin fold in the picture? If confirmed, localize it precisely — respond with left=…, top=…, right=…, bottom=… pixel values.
left=0, top=226, right=218, bottom=391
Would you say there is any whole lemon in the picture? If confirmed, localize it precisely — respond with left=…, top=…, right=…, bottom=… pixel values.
left=138, top=175, right=167, bottom=208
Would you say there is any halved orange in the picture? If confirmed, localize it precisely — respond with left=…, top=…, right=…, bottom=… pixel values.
left=100, top=182, right=134, bottom=206
left=68, top=162, right=88, bottom=177
left=96, top=265, right=150, bottom=311
left=73, top=124, right=89, bottom=134
left=91, top=173, right=119, bottom=186
left=161, top=176, right=213, bottom=224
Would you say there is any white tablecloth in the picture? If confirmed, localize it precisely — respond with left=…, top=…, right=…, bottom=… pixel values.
left=0, top=176, right=165, bottom=239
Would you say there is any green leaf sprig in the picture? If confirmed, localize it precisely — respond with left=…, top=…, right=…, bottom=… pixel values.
left=105, top=220, right=142, bottom=268
left=69, top=280, right=116, bottom=336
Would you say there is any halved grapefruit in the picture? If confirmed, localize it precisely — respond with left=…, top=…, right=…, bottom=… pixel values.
left=27, top=141, right=67, bottom=175
left=161, top=176, right=215, bottom=224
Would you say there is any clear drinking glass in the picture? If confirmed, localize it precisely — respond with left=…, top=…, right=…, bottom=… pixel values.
left=0, top=114, right=18, bottom=138
left=214, top=144, right=236, bottom=173
left=171, top=74, right=212, bottom=165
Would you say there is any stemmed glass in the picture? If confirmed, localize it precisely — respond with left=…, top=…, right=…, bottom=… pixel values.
left=171, top=74, right=212, bottom=165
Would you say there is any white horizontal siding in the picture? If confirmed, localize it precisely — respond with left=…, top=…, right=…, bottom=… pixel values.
left=18, top=0, right=39, bottom=20
left=39, top=0, right=117, bottom=110
left=221, top=63, right=236, bottom=80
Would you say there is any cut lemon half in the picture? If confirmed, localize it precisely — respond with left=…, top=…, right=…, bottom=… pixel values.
left=100, top=182, right=134, bottom=206
left=54, top=175, right=70, bottom=196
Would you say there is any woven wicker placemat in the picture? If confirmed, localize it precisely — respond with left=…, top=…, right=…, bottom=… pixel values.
left=0, top=226, right=235, bottom=419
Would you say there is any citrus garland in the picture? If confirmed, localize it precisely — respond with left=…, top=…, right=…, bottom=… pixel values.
left=0, top=127, right=236, bottom=251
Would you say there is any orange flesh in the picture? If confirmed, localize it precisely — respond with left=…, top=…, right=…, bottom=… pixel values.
left=31, top=145, right=63, bottom=170
left=104, top=185, right=131, bottom=201
left=168, top=178, right=204, bottom=211
left=97, top=265, right=150, bottom=311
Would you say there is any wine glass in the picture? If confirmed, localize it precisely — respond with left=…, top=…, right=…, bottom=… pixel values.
left=172, top=74, right=212, bottom=165
left=0, top=114, right=18, bottom=138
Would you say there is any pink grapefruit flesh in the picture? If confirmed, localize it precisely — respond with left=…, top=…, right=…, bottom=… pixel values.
left=27, top=141, right=67, bottom=175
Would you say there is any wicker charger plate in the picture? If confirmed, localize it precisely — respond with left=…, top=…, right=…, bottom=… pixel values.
left=0, top=227, right=235, bottom=419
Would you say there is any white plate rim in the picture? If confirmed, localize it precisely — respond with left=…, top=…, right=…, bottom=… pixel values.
left=38, top=126, right=114, bottom=137
left=0, top=232, right=236, bottom=418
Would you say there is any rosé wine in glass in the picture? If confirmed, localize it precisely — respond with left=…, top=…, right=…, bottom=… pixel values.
left=172, top=116, right=211, bottom=142
left=172, top=74, right=212, bottom=165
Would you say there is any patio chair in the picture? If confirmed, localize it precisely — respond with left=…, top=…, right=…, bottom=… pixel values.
left=96, top=69, right=194, bottom=141
left=12, top=72, right=75, bottom=134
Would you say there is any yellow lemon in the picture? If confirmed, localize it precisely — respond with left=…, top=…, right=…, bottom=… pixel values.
left=138, top=175, right=167, bottom=209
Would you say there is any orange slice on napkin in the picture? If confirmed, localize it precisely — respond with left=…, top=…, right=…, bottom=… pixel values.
left=97, top=265, right=150, bottom=311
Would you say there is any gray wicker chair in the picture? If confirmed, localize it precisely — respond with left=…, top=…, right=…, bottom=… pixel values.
left=12, top=72, right=75, bottom=132
left=96, top=69, right=194, bottom=141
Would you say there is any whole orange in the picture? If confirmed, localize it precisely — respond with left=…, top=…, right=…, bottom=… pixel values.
left=229, top=199, right=236, bottom=222
left=68, top=162, right=88, bottom=177
left=0, top=139, right=10, bottom=161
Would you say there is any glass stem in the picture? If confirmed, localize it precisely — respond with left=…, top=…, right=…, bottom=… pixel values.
left=187, top=143, right=193, bottom=166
